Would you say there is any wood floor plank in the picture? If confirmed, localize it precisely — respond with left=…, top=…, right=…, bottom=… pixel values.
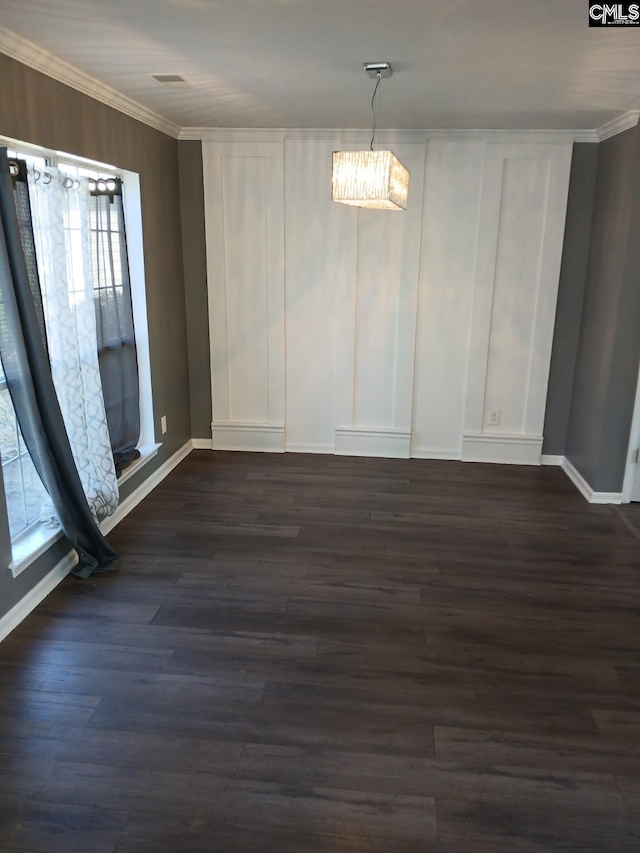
left=37, top=760, right=231, bottom=812
left=435, top=796, right=640, bottom=851
left=86, top=695, right=435, bottom=756
left=118, top=810, right=429, bottom=852
left=434, top=725, right=640, bottom=777
left=0, top=664, right=264, bottom=705
left=0, top=728, right=243, bottom=776
left=236, top=743, right=624, bottom=809
left=220, top=779, right=437, bottom=842
left=0, top=801, right=129, bottom=853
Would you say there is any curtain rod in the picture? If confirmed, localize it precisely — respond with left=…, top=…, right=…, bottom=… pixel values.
left=7, top=156, right=122, bottom=197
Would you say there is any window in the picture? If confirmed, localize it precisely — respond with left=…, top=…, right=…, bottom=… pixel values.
left=0, top=138, right=158, bottom=576
left=0, top=366, right=47, bottom=539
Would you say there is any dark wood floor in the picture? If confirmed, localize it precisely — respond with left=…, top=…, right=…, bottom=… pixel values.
left=616, top=502, right=640, bottom=543
left=1, top=451, right=639, bottom=852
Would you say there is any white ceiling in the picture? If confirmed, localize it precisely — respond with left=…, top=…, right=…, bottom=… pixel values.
left=1, top=0, right=640, bottom=130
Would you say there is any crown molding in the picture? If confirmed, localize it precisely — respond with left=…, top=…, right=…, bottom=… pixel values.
left=180, top=126, right=597, bottom=144
left=596, top=109, right=640, bottom=142
left=0, top=26, right=180, bottom=139
left=180, top=127, right=334, bottom=142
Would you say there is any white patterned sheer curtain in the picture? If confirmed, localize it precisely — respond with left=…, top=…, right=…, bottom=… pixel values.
left=27, top=167, right=119, bottom=524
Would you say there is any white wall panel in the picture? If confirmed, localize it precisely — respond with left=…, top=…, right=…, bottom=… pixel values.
left=463, top=143, right=572, bottom=464
left=284, top=138, right=355, bottom=453
left=411, top=141, right=484, bottom=458
left=335, top=142, right=426, bottom=457
left=222, top=155, right=269, bottom=423
left=353, top=211, right=401, bottom=428
left=202, top=142, right=285, bottom=451
left=484, top=157, right=550, bottom=433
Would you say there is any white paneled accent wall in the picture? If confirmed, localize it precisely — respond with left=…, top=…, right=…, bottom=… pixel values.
left=202, top=132, right=572, bottom=464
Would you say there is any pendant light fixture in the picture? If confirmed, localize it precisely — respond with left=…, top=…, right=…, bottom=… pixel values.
left=332, top=62, right=409, bottom=211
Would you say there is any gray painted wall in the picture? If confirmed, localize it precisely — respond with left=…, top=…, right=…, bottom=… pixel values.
left=564, top=125, right=640, bottom=492
left=543, top=143, right=599, bottom=457
left=178, top=141, right=211, bottom=440
left=0, top=53, right=191, bottom=619
left=596, top=129, right=640, bottom=491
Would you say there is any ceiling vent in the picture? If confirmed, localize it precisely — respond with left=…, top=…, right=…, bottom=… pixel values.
left=150, top=74, right=194, bottom=88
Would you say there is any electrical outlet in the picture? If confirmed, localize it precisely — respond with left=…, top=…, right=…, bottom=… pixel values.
left=488, top=410, right=501, bottom=426
left=161, top=415, right=167, bottom=435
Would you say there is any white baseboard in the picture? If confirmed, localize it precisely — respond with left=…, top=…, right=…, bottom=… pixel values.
left=0, top=440, right=194, bottom=642
left=211, top=422, right=285, bottom=452
left=462, top=433, right=542, bottom=465
left=561, top=457, right=623, bottom=505
left=410, top=448, right=461, bottom=460
left=0, top=550, right=78, bottom=643
left=191, top=438, right=213, bottom=450
left=334, top=427, right=411, bottom=459
left=540, top=455, right=563, bottom=466
left=285, top=442, right=335, bottom=454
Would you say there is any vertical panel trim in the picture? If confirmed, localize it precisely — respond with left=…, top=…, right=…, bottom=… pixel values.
left=463, top=144, right=504, bottom=434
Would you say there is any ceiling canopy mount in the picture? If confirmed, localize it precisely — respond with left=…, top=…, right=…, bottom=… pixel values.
left=364, top=62, right=393, bottom=80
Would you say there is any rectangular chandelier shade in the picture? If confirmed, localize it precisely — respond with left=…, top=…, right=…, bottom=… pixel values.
left=331, top=150, right=410, bottom=210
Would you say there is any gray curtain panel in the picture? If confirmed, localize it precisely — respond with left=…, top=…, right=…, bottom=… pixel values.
left=91, top=186, right=140, bottom=476
left=13, top=165, right=48, bottom=350
left=0, top=149, right=118, bottom=578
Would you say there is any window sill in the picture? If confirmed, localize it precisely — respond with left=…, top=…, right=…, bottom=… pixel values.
left=8, top=442, right=161, bottom=579
left=9, top=523, right=63, bottom=579
left=117, top=442, right=162, bottom=486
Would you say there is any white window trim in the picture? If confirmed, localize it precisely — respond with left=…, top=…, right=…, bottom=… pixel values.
left=1, top=136, right=158, bottom=578
left=119, top=167, right=156, bottom=454
left=9, top=523, right=63, bottom=579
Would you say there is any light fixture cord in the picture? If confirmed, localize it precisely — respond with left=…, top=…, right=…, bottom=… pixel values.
left=370, top=72, right=382, bottom=151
